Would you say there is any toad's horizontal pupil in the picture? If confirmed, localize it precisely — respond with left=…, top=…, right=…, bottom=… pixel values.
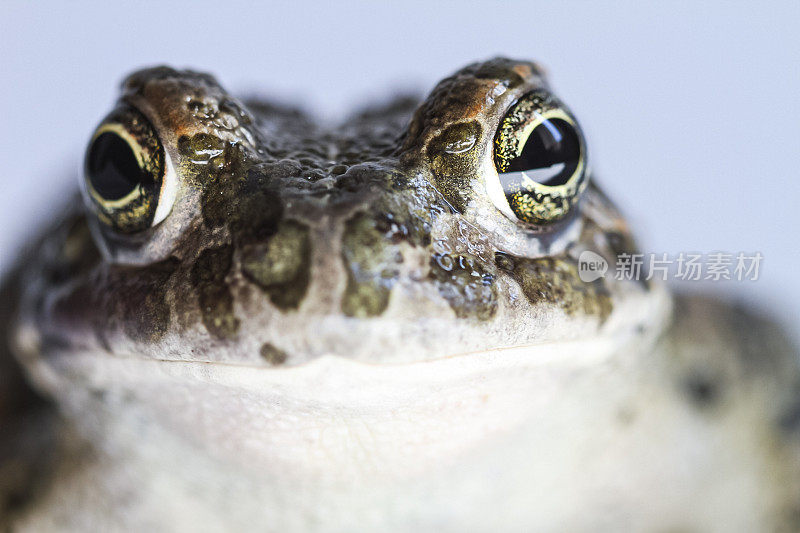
left=506, top=118, right=580, bottom=187
left=87, top=132, right=150, bottom=200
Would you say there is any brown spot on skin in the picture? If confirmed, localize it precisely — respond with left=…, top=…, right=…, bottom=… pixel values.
left=474, top=61, right=527, bottom=85
left=500, top=253, right=612, bottom=322
left=241, top=221, right=311, bottom=310
left=191, top=245, right=239, bottom=339
left=683, top=372, right=721, bottom=408
left=259, top=343, right=287, bottom=365
left=511, top=63, right=537, bottom=80
left=121, top=67, right=238, bottom=142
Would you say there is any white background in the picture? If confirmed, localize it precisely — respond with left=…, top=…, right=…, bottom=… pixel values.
left=2, top=1, right=799, bottom=341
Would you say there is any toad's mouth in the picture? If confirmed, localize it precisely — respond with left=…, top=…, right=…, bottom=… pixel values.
left=16, top=281, right=671, bottom=396
left=23, top=327, right=659, bottom=404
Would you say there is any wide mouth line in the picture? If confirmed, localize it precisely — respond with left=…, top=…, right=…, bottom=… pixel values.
left=42, top=331, right=630, bottom=372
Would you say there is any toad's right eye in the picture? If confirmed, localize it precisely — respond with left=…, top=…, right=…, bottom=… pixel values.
left=490, top=90, right=588, bottom=226
left=83, top=105, right=176, bottom=234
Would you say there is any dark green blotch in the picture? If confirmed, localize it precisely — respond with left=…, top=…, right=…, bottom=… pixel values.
left=177, top=133, right=225, bottom=167
left=260, top=343, right=288, bottom=365
left=241, top=221, right=311, bottom=310
left=501, top=255, right=612, bottom=321
left=177, top=133, right=237, bottom=229
left=341, top=213, right=402, bottom=318
left=187, top=139, right=256, bottom=233
left=494, top=251, right=516, bottom=272
left=228, top=167, right=284, bottom=244
left=186, top=136, right=284, bottom=244
left=191, top=245, right=239, bottom=339
left=427, top=121, right=482, bottom=213
left=428, top=121, right=480, bottom=156
left=430, top=253, right=497, bottom=320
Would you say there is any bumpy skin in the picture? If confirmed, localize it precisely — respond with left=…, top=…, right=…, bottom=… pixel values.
left=16, top=59, right=632, bottom=366
left=2, top=59, right=800, bottom=531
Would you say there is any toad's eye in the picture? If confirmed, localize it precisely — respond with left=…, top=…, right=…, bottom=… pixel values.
left=490, top=90, right=587, bottom=226
left=83, top=105, right=176, bottom=233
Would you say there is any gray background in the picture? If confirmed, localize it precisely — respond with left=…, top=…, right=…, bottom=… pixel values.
left=2, top=1, right=799, bottom=341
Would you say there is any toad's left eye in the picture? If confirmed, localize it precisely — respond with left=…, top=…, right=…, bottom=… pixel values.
left=490, top=90, right=588, bottom=226
left=83, top=105, right=176, bottom=234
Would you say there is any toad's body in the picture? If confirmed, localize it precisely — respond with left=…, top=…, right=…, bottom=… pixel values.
left=1, top=59, right=798, bottom=531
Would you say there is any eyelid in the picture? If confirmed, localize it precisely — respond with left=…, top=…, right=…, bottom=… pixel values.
left=152, top=148, right=177, bottom=225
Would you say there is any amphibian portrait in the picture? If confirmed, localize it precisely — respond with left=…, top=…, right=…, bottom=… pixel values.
left=1, top=58, right=798, bottom=532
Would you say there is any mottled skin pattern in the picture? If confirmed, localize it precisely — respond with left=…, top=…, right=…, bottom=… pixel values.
left=18, top=59, right=626, bottom=367
left=1, top=59, right=799, bottom=531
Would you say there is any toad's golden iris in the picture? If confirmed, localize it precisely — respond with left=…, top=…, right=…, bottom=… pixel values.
left=491, top=90, right=587, bottom=225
